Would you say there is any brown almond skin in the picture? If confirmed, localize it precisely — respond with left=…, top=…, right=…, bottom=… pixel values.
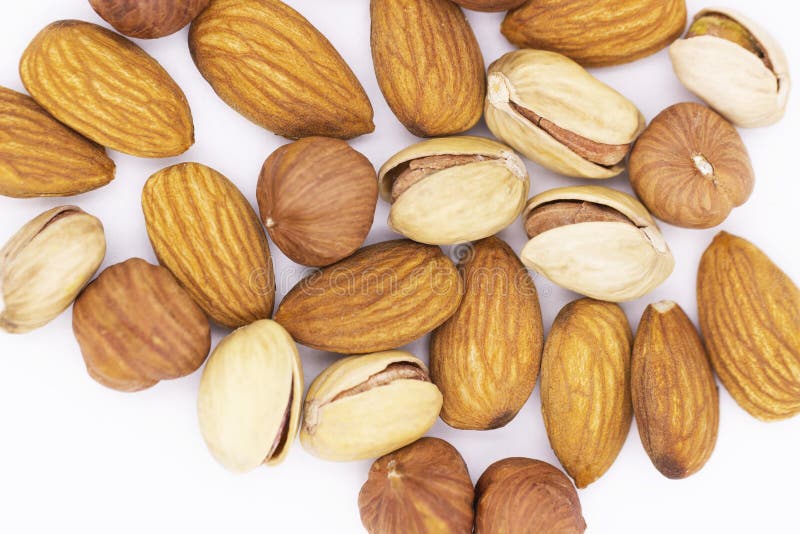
left=698, top=232, right=800, bottom=420
left=73, top=259, right=211, bottom=392
left=632, top=301, right=719, bottom=479
left=142, top=163, right=275, bottom=329
left=0, top=86, right=115, bottom=198
left=358, top=438, right=474, bottom=534
left=430, top=237, right=543, bottom=430
left=275, top=240, right=463, bottom=354
left=452, top=0, right=526, bottom=12
left=19, top=20, right=194, bottom=158
left=89, top=0, right=210, bottom=39
left=630, top=103, right=754, bottom=229
left=257, top=137, right=378, bottom=267
left=502, top=0, right=687, bottom=67
left=190, top=0, right=374, bottom=140
left=541, top=298, right=633, bottom=488
left=475, top=458, right=586, bottom=534
left=371, top=0, right=485, bottom=137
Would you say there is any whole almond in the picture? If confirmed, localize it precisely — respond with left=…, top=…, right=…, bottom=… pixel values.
left=73, top=258, right=211, bottom=392
left=142, top=163, right=275, bottom=329
left=502, top=0, right=687, bottom=67
left=257, top=137, right=378, bottom=267
left=698, top=232, right=800, bottom=420
left=430, top=237, right=543, bottom=430
left=89, top=0, right=211, bottom=39
left=19, top=20, right=194, bottom=158
left=371, top=0, right=485, bottom=137
left=0, top=86, right=115, bottom=198
left=275, top=239, right=463, bottom=354
left=632, top=301, right=719, bottom=479
left=541, top=298, right=633, bottom=488
left=190, top=0, right=373, bottom=140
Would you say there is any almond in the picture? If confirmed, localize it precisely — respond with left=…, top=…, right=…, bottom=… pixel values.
left=698, top=232, right=800, bottom=420
left=189, top=0, right=374, bottom=140
left=275, top=239, right=463, bottom=354
left=430, top=237, right=543, bottom=430
left=89, top=0, right=210, bottom=39
left=0, top=86, right=114, bottom=198
left=541, top=298, right=633, bottom=488
left=632, top=301, right=719, bottom=479
left=19, top=20, right=193, bottom=158
left=371, top=0, right=485, bottom=137
left=453, top=0, right=526, bottom=12
left=142, top=163, right=275, bottom=329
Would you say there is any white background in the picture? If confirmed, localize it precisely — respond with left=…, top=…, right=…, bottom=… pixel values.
left=1, top=1, right=798, bottom=532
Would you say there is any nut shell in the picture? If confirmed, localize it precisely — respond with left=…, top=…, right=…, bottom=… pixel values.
left=257, top=137, right=378, bottom=267
left=300, top=351, right=443, bottom=461
left=73, top=259, right=211, bottom=392
left=190, top=0, right=373, bottom=140
left=475, top=458, right=586, bottom=534
left=0, top=86, right=115, bottom=198
left=502, top=0, right=687, bottom=67
left=358, top=437, right=474, bottom=534
left=632, top=301, right=719, bottom=479
left=698, top=232, right=800, bottom=420
left=1, top=206, right=105, bottom=334
left=541, top=299, right=633, bottom=488
left=197, top=320, right=303, bottom=472
left=275, top=239, right=462, bottom=354
left=430, top=237, right=543, bottom=429
left=629, top=102, right=754, bottom=229
left=89, top=0, right=210, bottom=39
left=142, top=163, right=275, bottom=329
left=20, top=20, right=194, bottom=158
left=370, top=0, right=485, bottom=137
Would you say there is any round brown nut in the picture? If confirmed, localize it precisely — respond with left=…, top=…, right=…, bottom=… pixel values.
left=629, top=102, right=754, bottom=229
left=257, top=137, right=378, bottom=267
left=73, top=258, right=211, bottom=392
left=358, top=437, right=474, bottom=534
left=89, top=0, right=210, bottom=39
left=475, top=458, right=586, bottom=534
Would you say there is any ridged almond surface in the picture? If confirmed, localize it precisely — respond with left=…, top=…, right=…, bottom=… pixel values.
left=275, top=240, right=462, bottom=354
left=0, top=86, right=115, bottom=198
left=73, top=258, right=211, bottom=392
left=190, top=0, right=374, bottom=140
left=358, top=438, right=474, bottom=534
left=430, top=237, right=543, bottom=430
left=541, top=298, right=633, bottom=488
left=142, top=163, right=275, bottom=329
left=632, top=301, right=719, bottom=479
left=89, top=0, right=211, bottom=39
left=698, top=232, right=800, bottom=420
left=502, top=0, right=687, bottom=67
left=370, top=0, right=485, bottom=137
left=19, top=20, right=194, bottom=158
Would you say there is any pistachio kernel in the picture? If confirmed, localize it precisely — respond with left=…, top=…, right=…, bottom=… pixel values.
left=525, top=200, right=634, bottom=239
left=389, top=154, right=495, bottom=202
left=687, top=13, right=772, bottom=71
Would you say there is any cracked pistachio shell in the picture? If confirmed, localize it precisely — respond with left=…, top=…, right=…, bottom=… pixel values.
left=521, top=186, right=674, bottom=302
left=1, top=206, right=105, bottom=333
left=486, top=50, right=645, bottom=179
left=300, top=351, right=443, bottom=462
left=670, top=8, right=790, bottom=128
left=378, top=136, right=529, bottom=245
left=198, top=320, right=303, bottom=473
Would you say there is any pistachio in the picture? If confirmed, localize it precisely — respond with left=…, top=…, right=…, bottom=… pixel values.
left=485, top=50, right=645, bottom=179
left=520, top=186, right=674, bottom=302
left=1, top=206, right=105, bottom=333
left=378, top=136, right=529, bottom=245
left=670, top=9, right=790, bottom=127
left=300, top=351, right=443, bottom=462
left=197, top=320, right=303, bottom=473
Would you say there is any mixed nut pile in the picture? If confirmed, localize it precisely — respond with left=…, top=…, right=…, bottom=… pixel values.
left=0, top=0, right=798, bottom=532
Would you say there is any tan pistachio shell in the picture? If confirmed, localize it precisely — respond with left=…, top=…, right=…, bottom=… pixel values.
left=378, top=136, right=529, bottom=245
left=486, top=50, right=645, bottom=179
left=521, top=186, right=674, bottom=302
left=670, top=8, right=790, bottom=128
